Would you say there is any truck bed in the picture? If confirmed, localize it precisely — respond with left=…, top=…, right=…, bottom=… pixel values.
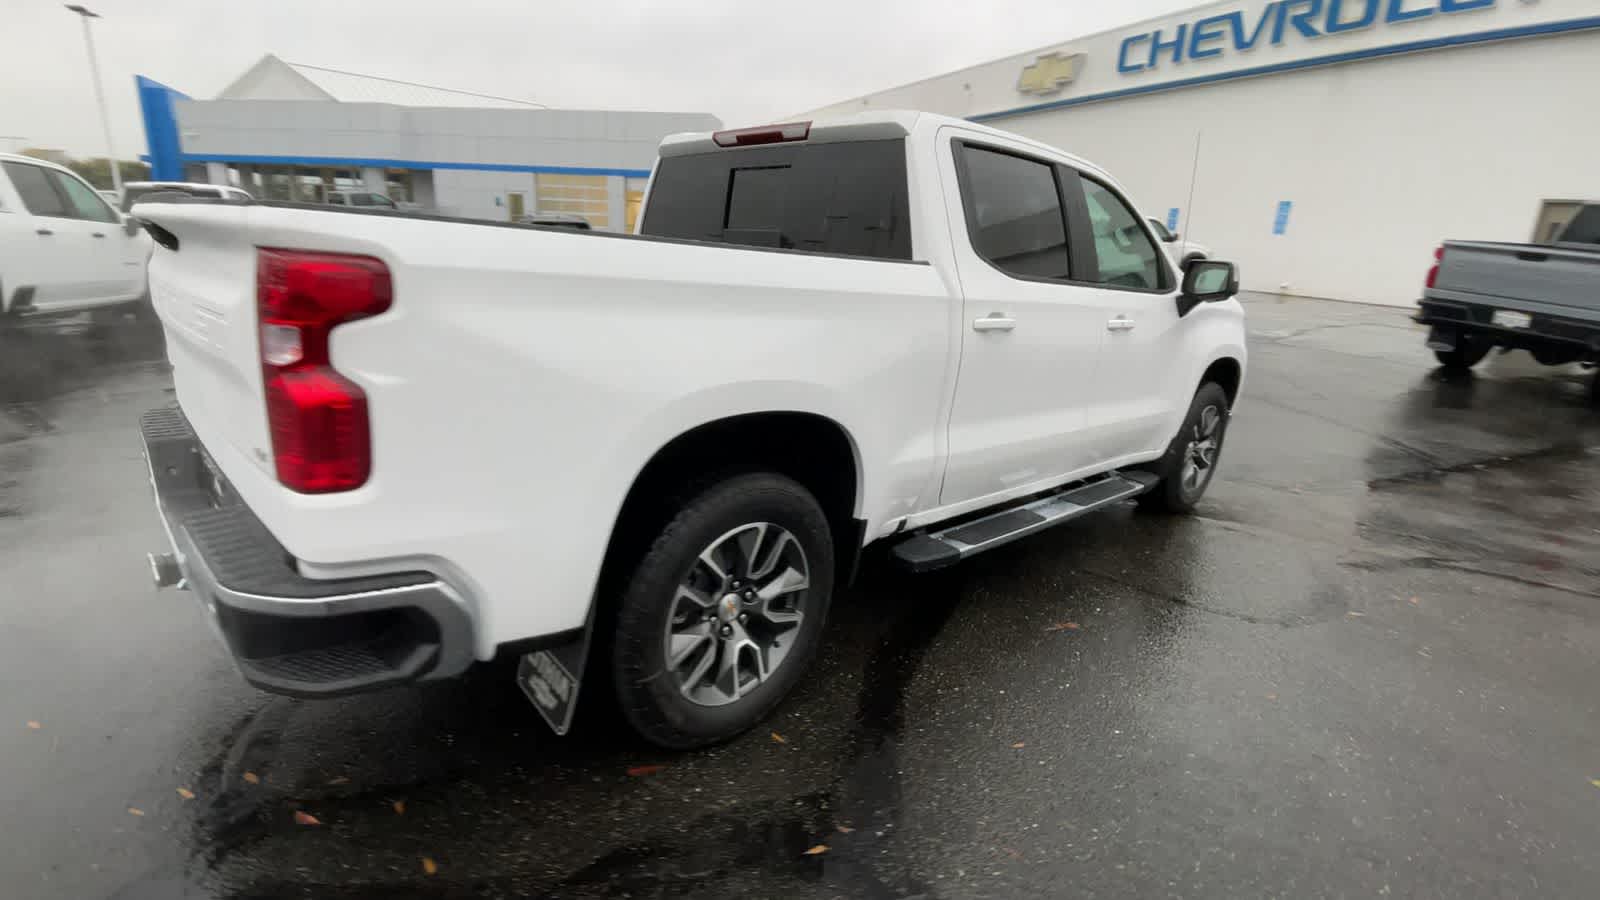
left=135, top=196, right=953, bottom=659
left=1424, top=240, right=1600, bottom=323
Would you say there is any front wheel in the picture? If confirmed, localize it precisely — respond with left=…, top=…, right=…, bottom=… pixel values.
left=611, top=473, right=834, bottom=749
left=1139, top=382, right=1231, bottom=514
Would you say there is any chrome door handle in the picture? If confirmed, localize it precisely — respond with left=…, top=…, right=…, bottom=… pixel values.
left=972, top=314, right=1016, bottom=332
left=1107, top=317, right=1136, bottom=332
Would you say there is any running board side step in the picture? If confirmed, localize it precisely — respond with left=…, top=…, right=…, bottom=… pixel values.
left=890, top=471, right=1159, bottom=573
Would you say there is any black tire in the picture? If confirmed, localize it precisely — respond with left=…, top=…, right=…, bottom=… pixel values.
left=1138, top=382, right=1231, bottom=514
left=611, top=472, right=834, bottom=749
left=1434, top=338, right=1490, bottom=370
left=1530, top=345, right=1580, bottom=367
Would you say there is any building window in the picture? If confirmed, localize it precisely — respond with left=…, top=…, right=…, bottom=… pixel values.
left=386, top=170, right=413, bottom=204
left=625, top=189, right=644, bottom=234
left=536, top=173, right=609, bottom=230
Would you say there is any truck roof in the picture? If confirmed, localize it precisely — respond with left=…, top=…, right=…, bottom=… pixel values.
left=0, top=151, right=79, bottom=176
left=657, top=109, right=1113, bottom=184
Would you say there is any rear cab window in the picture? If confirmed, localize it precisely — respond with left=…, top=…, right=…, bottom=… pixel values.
left=1558, top=205, right=1600, bottom=245
left=639, top=139, right=912, bottom=261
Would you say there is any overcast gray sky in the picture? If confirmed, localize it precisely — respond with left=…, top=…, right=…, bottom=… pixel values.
left=4, top=0, right=1196, bottom=159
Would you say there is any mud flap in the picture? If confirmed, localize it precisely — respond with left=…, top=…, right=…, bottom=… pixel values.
left=516, top=614, right=595, bottom=736
left=1425, top=326, right=1458, bottom=352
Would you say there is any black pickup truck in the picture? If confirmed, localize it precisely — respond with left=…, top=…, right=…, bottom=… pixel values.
left=1416, top=203, right=1600, bottom=386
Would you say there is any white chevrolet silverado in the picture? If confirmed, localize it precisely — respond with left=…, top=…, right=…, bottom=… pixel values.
left=137, top=111, right=1246, bottom=748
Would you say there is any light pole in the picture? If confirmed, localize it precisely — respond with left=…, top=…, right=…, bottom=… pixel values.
left=64, top=4, right=120, bottom=195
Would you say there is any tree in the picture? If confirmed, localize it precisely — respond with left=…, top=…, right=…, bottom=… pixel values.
left=19, top=149, right=149, bottom=190
left=67, top=157, right=151, bottom=191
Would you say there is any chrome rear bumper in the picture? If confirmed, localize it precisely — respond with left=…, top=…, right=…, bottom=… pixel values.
left=140, top=407, right=475, bottom=697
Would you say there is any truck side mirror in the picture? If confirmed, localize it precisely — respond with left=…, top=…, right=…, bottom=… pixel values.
left=123, top=214, right=142, bottom=237
left=1176, top=260, right=1238, bottom=316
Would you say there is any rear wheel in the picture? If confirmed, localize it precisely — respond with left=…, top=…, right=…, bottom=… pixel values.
left=611, top=473, right=833, bottom=749
left=1139, top=382, right=1231, bottom=514
left=1435, top=337, right=1490, bottom=370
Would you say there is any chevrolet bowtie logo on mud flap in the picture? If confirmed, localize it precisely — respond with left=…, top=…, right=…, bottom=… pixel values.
left=1017, top=52, right=1085, bottom=96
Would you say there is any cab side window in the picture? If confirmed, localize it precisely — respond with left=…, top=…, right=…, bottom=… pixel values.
left=50, top=170, right=120, bottom=223
left=956, top=144, right=1070, bottom=280
left=1079, top=178, right=1164, bottom=290
left=3, top=161, right=71, bottom=218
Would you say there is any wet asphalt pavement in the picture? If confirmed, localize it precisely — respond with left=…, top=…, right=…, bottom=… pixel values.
left=2, top=296, right=1598, bottom=900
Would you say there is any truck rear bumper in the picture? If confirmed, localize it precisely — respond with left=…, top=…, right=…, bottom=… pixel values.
left=1416, top=298, right=1600, bottom=358
left=140, top=407, right=475, bottom=698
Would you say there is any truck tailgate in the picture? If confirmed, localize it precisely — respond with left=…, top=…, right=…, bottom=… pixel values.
left=143, top=203, right=275, bottom=482
left=1432, top=241, right=1600, bottom=319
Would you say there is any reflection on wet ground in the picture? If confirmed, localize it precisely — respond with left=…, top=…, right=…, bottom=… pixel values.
left=2, top=296, right=1597, bottom=899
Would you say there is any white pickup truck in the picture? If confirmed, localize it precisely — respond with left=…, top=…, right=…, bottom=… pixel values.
left=1, top=153, right=151, bottom=320
left=137, top=111, right=1246, bottom=748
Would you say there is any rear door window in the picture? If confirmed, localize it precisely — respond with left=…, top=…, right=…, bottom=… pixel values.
left=955, top=144, right=1071, bottom=280
left=640, top=139, right=911, bottom=261
left=3, top=161, right=71, bottom=218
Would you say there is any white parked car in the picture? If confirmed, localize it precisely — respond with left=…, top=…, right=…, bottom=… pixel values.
left=121, top=181, right=252, bottom=213
left=0, top=153, right=150, bottom=319
left=136, top=111, right=1246, bottom=748
left=325, top=190, right=397, bottom=209
left=1147, top=216, right=1213, bottom=269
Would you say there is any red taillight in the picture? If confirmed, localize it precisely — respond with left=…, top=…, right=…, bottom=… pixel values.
left=711, top=121, right=811, bottom=147
left=1425, top=245, right=1444, bottom=289
left=257, top=248, right=392, bottom=493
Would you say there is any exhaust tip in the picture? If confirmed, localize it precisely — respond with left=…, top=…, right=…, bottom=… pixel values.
left=148, top=552, right=182, bottom=589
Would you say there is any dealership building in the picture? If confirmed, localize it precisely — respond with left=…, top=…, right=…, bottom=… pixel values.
left=803, top=0, right=1600, bottom=307
left=136, top=55, right=719, bottom=231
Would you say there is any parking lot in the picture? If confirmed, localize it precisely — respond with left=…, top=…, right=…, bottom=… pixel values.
left=2, top=295, right=1597, bottom=899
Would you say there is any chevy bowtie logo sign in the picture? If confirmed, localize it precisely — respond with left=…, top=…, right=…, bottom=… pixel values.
left=1017, top=52, right=1085, bottom=95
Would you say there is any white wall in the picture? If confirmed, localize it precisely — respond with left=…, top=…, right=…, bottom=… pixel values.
left=801, top=0, right=1600, bottom=305
left=430, top=169, right=536, bottom=221
left=1002, top=30, right=1600, bottom=306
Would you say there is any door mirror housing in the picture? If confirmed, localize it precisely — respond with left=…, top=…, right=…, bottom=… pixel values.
left=122, top=214, right=142, bottom=237
left=1176, top=259, right=1238, bottom=316
left=1163, top=231, right=1180, bottom=244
